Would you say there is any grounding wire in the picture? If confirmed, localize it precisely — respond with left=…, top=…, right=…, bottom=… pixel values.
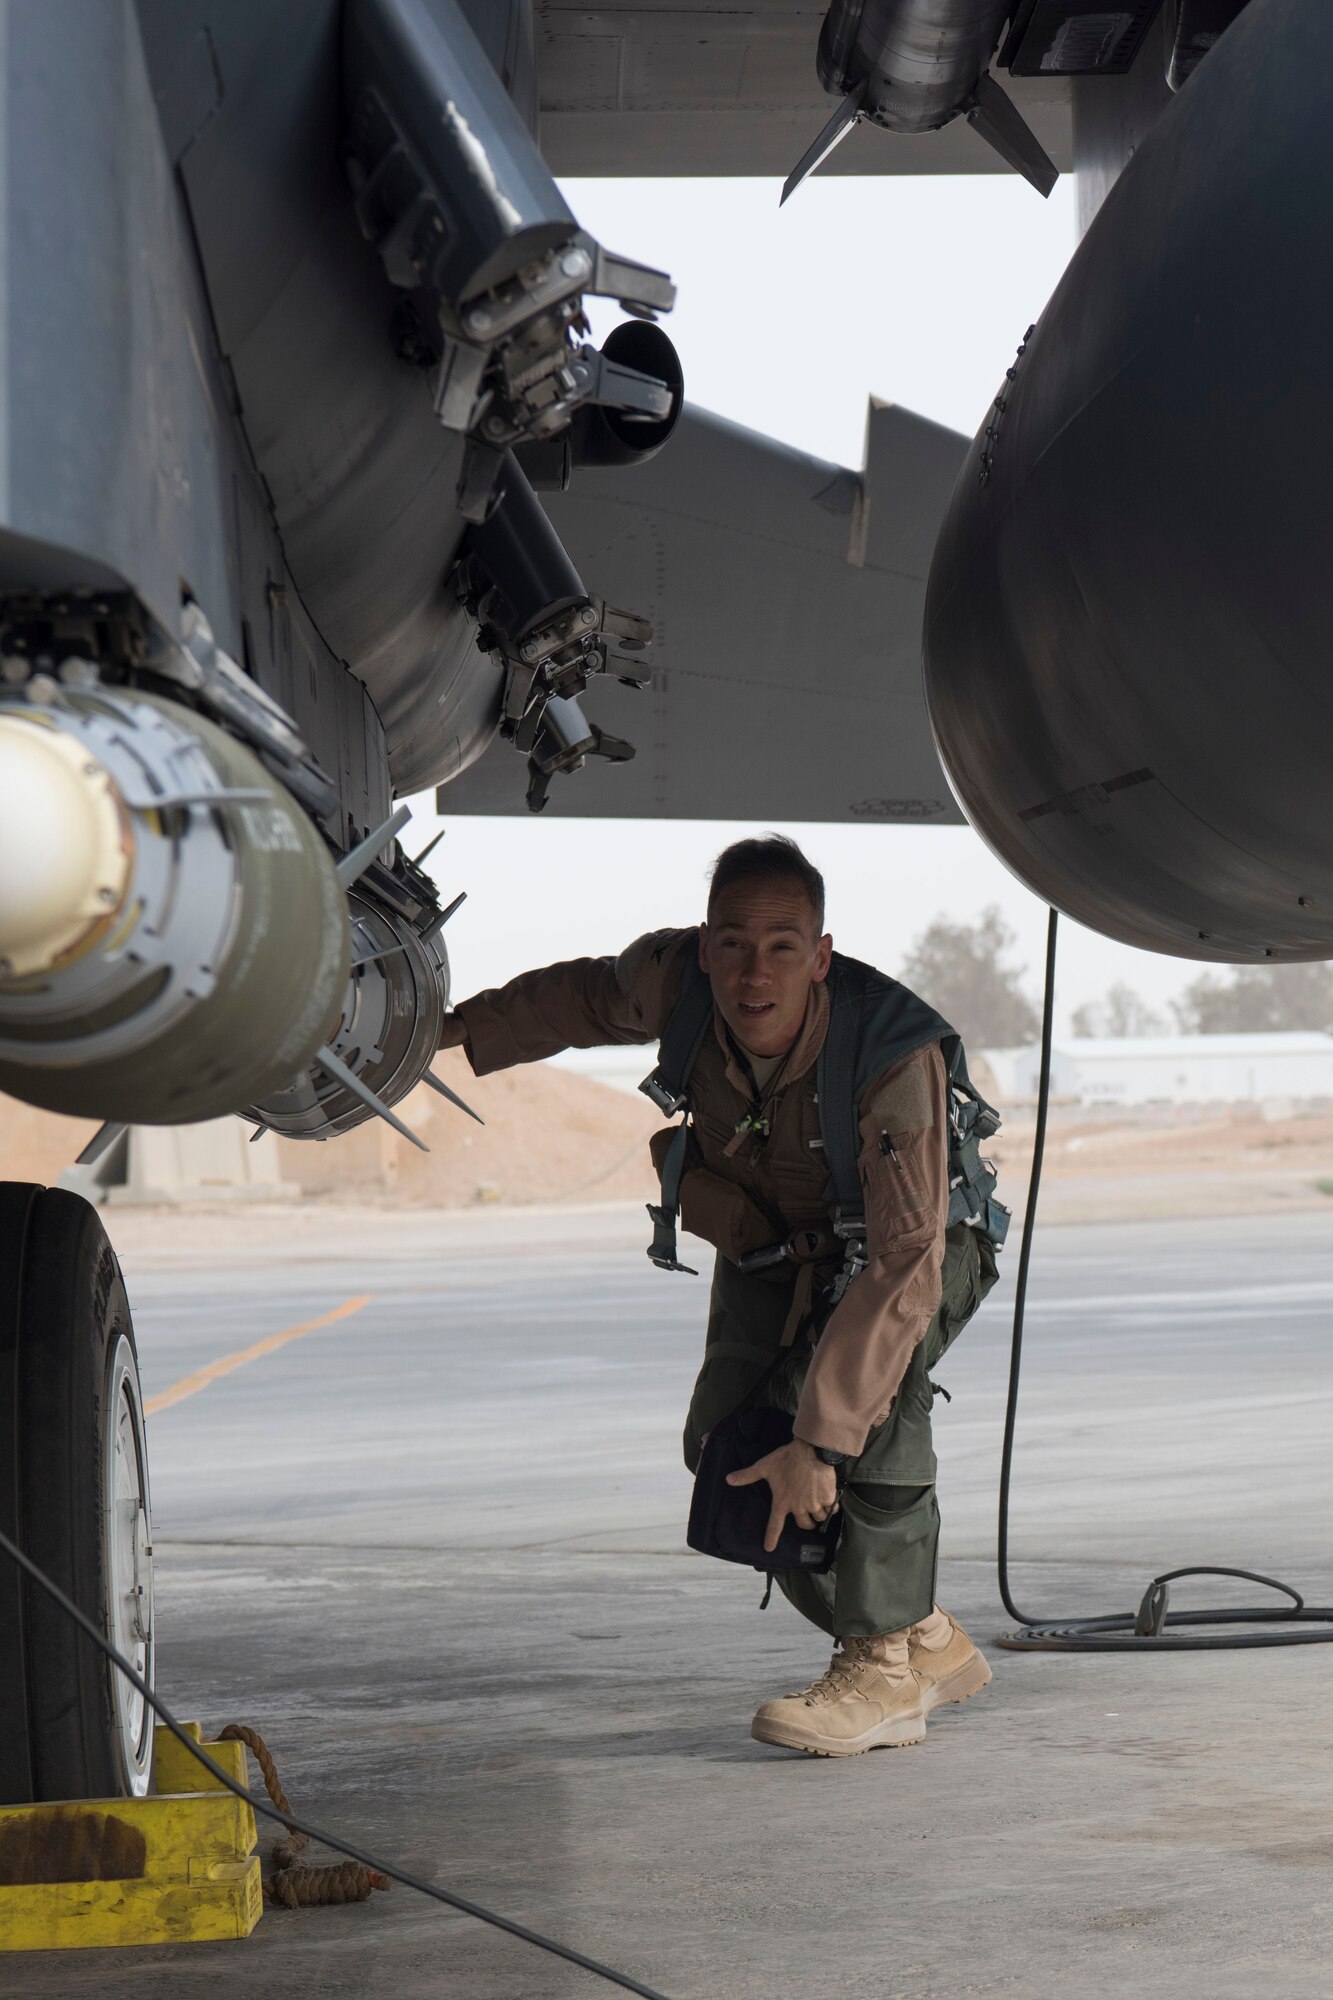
left=0, top=1520, right=672, bottom=2000
left=995, top=905, right=1058, bottom=1631
left=994, top=906, right=1333, bottom=1651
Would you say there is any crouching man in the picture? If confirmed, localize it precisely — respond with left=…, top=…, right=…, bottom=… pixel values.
left=439, top=836, right=1003, bottom=1755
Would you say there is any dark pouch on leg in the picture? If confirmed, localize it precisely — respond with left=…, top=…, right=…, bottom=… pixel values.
left=686, top=1405, right=840, bottom=1574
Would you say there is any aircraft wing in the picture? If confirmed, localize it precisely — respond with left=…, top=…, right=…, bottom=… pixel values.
left=439, top=399, right=969, bottom=824
left=535, top=3, right=1072, bottom=180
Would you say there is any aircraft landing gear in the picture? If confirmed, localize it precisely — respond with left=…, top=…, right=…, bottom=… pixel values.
left=0, top=1184, right=154, bottom=1804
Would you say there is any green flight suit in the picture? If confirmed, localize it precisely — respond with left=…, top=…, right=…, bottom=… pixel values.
left=683, top=1223, right=997, bottom=1637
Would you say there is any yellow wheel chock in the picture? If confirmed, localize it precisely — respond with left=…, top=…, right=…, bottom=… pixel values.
left=0, top=1724, right=262, bottom=1950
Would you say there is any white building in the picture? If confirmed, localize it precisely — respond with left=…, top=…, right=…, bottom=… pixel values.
left=981, top=1032, right=1333, bottom=1108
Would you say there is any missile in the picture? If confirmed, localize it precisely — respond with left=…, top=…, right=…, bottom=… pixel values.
left=245, top=883, right=460, bottom=1144
left=782, top=0, right=1058, bottom=204
left=0, top=681, right=350, bottom=1123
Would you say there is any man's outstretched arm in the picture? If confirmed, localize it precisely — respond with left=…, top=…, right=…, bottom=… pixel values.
left=441, top=928, right=693, bottom=1074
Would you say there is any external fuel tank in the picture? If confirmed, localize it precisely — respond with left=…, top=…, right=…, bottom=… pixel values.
left=923, top=0, right=1333, bottom=964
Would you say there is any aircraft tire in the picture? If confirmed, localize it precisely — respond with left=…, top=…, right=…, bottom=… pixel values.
left=0, top=1184, right=155, bottom=1805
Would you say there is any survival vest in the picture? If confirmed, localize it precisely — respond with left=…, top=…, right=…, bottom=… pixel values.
left=640, top=948, right=1009, bottom=1287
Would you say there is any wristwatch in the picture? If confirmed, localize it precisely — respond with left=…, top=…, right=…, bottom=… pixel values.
left=811, top=1445, right=850, bottom=1468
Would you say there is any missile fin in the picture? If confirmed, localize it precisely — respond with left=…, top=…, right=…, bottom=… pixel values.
left=421, top=891, right=467, bottom=942
left=350, top=941, right=410, bottom=970
left=335, top=804, right=413, bottom=889
left=76, top=1121, right=126, bottom=1167
left=966, top=71, right=1058, bottom=197
left=422, top=1069, right=485, bottom=1126
left=314, top=1044, right=429, bottom=1152
left=116, top=786, right=275, bottom=812
left=780, top=80, right=866, bottom=207
left=412, top=829, right=446, bottom=868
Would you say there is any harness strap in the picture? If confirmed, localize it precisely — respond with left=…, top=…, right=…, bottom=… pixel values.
left=815, top=963, right=865, bottom=1237
left=780, top=1258, right=818, bottom=1348
left=640, top=956, right=712, bottom=1115
left=816, top=970, right=886, bottom=1306
left=736, top=1224, right=855, bottom=1347
left=640, top=958, right=712, bottom=1274
left=943, top=1039, right=1010, bottom=1245
left=646, top=1117, right=698, bottom=1275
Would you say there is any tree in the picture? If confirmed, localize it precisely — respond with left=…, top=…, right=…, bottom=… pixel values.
left=1172, top=961, right=1333, bottom=1034
left=899, top=906, right=1040, bottom=1047
left=1070, top=983, right=1167, bottom=1039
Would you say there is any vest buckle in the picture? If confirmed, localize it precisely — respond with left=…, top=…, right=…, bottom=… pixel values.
left=640, top=1070, right=687, bottom=1116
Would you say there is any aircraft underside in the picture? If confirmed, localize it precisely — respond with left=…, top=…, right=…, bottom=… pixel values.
left=0, top=0, right=1318, bottom=1849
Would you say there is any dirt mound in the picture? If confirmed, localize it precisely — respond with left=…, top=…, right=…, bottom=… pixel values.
left=274, top=1050, right=663, bottom=1207
left=8, top=1060, right=1333, bottom=1223
left=0, top=1054, right=663, bottom=1209
left=0, top=1096, right=101, bottom=1188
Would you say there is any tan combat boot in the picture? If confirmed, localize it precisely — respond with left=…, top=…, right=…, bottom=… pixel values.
left=908, top=1605, right=992, bottom=1712
left=750, top=1632, right=926, bottom=1756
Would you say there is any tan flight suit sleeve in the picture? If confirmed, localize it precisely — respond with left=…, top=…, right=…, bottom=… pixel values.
left=792, top=1042, right=949, bottom=1460
left=454, top=928, right=693, bottom=1075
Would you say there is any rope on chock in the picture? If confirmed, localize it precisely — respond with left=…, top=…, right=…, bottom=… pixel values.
left=219, top=1723, right=391, bottom=1907
left=268, top=1857, right=393, bottom=1907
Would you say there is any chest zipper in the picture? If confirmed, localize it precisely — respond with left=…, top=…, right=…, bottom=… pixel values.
left=724, top=1069, right=780, bottom=1159
left=725, top=1105, right=771, bottom=1158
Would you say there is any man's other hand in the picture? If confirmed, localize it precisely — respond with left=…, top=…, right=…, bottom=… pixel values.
left=726, top=1438, right=839, bottom=1554
left=438, top=1012, right=468, bottom=1052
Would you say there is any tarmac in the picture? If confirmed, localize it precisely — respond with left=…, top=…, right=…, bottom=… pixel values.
left=6, top=1200, right=1333, bottom=1998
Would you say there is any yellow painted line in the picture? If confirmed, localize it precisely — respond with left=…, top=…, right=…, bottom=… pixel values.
left=144, top=1295, right=373, bottom=1417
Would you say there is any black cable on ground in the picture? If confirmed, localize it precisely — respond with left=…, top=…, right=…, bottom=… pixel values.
left=0, top=1522, right=672, bottom=2000
left=994, top=907, right=1333, bottom=1652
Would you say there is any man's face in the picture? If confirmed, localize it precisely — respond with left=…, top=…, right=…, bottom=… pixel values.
left=699, top=876, right=832, bottom=1059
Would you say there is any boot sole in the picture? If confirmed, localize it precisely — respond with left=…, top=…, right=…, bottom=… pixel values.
left=918, top=1650, right=993, bottom=1713
left=750, top=1711, right=926, bottom=1757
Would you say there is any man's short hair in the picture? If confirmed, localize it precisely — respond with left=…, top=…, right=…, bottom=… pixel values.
left=707, top=835, right=826, bottom=930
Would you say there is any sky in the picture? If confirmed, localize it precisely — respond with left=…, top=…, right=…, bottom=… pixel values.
left=404, top=171, right=1210, bottom=1042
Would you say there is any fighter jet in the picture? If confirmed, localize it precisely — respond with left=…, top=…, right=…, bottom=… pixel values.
left=0, top=0, right=1301, bottom=1809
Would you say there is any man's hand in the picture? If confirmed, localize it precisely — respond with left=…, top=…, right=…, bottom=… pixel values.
left=438, top=1011, right=468, bottom=1052
left=726, top=1438, right=839, bottom=1554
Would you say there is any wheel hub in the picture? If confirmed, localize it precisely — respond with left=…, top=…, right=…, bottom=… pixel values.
left=130, top=1501, right=153, bottom=1647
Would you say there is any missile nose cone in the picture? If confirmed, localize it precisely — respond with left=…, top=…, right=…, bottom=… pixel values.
left=0, top=715, right=131, bottom=980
